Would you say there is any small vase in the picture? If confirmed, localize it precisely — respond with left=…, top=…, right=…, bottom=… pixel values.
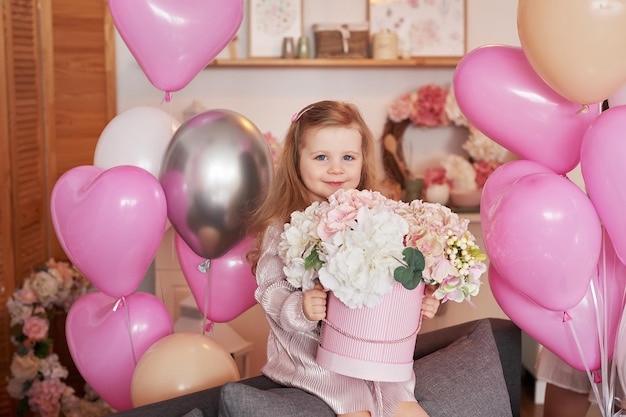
left=296, top=36, right=310, bottom=59
left=404, top=177, right=424, bottom=202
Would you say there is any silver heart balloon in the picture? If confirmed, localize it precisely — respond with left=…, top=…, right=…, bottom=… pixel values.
left=160, top=109, right=273, bottom=259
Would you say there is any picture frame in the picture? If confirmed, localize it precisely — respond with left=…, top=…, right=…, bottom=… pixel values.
left=369, top=0, right=466, bottom=58
left=248, top=0, right=303, bottom=58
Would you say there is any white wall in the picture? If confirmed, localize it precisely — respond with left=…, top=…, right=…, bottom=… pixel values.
left=117, top=0, right=521, bottom=376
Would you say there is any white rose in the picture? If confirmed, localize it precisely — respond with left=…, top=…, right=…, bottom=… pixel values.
left=28, top=271, right=60, bottom=307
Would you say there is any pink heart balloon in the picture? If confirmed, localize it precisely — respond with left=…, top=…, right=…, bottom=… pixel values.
left=484, top=172, right=602, bottom=311
left=109, top=0, right=243, bottom=92
left=175, top=233, right=257, bottom=323
left=581, top=106, right=626, bottom=265
left=51, top=165, right=167, bottom=297
left=66, top=292, right=173, bottom=410
left=490, top=265, right=601, bottom=372
left=491, top=228, right=626, bottom=372
left=480, top=159, right=554, bottom=231
left=453, top=45, right=600, bottom=174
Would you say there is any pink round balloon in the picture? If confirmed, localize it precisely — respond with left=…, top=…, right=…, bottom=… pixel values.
left=50, top=165, right=167, bottom=297
left=453, top=45, right=600, bottom=174
left=66, top=292, right=173, bottom=410
left=480, top=159, right=554, bottom=231
left=581, top=106, right=626, bottom=265
left=484, top=172, right=601, bottom=311
left=109, top=0, right=243, bottom=92
left=175, top=233, right=257, bottom=323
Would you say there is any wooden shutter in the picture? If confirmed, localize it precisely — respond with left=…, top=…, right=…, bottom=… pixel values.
left=1, top=0, right=48, bottom=415
left=0, top=4, right=17, bottom=416
left=45, top=0, right=116, bottom=258
left=1, top=1, right=115, bottom=414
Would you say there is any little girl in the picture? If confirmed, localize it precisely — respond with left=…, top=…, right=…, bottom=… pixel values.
left=247, top=100, right=440, bottom=417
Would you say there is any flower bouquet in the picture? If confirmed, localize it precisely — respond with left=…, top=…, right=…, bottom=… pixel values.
left=279, top=189, right=486, bottom=381
left=6, top=259, right=114, bottom=417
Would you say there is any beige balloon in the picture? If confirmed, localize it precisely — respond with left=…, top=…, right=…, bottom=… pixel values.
left=131, top=333, right=240, bottom=407
left=518, top=0, right=626, bottom=105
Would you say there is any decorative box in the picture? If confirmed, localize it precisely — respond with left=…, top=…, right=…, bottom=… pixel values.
left=316, top=282, right=425, bottom=382
left=313, top=23, right=370, bottom=59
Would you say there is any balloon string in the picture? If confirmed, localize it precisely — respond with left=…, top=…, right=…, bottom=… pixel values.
left=598, top=235, right=616, bottom=416
left=591, top=278, right=615, bottom=417
left=198, top=259, right=213, bottom=336
left=567, top=318, right=608, bottom=416
left=114, top=297, right=139, bottom=366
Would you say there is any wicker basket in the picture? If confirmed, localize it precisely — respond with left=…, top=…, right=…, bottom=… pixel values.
left=313, top=23, right=370, bottom=59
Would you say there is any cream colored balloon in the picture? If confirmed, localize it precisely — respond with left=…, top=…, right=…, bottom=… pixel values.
left=518, top=0, right=626, bottom=105
left=131, top=333, right=240, bottom=407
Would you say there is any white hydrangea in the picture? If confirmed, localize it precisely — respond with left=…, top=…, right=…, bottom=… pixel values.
left=279, top=202, right=324, bottom=290
left=318, top=205, right=407, bottom=308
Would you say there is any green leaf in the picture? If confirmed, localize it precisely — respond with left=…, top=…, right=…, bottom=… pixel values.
left=304, top=249, right=323, bottom=271
left=33, top=339, right=52, bottom=359
left=394, top=247, right=426, bottom=290
left=17, top=396, right=29, bottom=417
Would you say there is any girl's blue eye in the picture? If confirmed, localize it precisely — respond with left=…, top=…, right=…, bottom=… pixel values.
left=315, top=155, right=327, bottom=161
left=343, top=155, right=355, bottom=161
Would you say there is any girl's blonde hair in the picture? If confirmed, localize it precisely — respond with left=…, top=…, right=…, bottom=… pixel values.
left=247, top=100, right=380, bottom=271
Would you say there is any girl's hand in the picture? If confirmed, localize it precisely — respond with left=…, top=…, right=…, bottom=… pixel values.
left=421, top=285, right=441, bottom=319
left=303, top=283, right=328, bottom=321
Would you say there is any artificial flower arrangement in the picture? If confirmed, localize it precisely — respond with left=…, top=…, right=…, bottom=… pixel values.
left=278, top=188, right=487, bottom=308
left=6, top=259, right=115, bottom=417
left=387, top=84, right=510, bottom=194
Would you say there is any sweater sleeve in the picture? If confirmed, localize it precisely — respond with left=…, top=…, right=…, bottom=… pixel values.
left=254, top=225, right=319, bottom=334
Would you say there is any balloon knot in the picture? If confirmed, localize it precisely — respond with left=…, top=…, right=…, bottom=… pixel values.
left=113, top=296, right=126, bottom=312
left=562, top=311, right=572, bottom=322
left=164, top=92, right=172, bottom=103
left=204, top=321, right=214, bottom=333
left=593, top=371, right=602, bottom=383
left=198, top=259, right=211, bottom=273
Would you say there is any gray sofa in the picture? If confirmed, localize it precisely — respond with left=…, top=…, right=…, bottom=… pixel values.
left=109, top=318, right=520, bottom=417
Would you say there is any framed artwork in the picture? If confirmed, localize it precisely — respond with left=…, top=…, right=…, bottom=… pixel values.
left=248, top=0, right=303, bottom=58
left=369, top=0, right=466, bottom=57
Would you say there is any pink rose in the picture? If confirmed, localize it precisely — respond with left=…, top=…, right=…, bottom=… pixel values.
left=473, top=160, right=501, bottom=188
left=411, top=84, right=449, bottom=127
left=16, top=288, right=38, bottom=305
left=28, top=378, right=64, bottom=417
left=422, top=167, right=451, bottom=190
left=23, top=316, right=49, bottom=341
left=318, top=205, right=357, bottom=240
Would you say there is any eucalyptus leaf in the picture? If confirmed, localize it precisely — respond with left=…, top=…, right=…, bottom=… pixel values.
left=394, top=247, right=425, bottom=290
left=305, top=250, right=323, bottom=271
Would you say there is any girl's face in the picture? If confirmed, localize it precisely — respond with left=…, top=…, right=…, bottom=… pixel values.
left=298, top=126, right=363, bottom=202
